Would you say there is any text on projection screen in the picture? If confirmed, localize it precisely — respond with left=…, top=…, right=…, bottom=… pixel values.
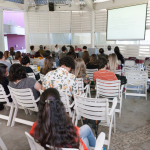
left=107, top=4, right=147, bottom=40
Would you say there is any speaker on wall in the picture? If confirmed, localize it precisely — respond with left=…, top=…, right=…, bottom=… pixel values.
left=49, top=3, right=54, bottom=11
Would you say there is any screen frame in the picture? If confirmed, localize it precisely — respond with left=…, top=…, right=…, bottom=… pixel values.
left=106, top=3, right=148, bottom=41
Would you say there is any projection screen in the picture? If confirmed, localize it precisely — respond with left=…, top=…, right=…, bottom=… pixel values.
left=107, top=4, right=147, bottom=40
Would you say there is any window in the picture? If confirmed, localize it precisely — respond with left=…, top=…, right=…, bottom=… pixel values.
left=50, top=33, right=71, bottom=44
left=72, top=33, right=91, bottom=44
left=140, top=30, right=150, bottom=45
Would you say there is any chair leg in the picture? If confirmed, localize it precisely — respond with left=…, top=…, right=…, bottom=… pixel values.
left=11, top=107, right=18, bottom=127
left=7, top=104, right=14, bottom=126
left=75, top=117, right=78, bottom=126
left=24, top=108, right=28, bottom=114
left=114, top=112, right=116, bottom=133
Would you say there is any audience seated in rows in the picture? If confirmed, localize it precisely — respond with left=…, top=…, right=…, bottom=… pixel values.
left=105, top=45, right=114, bottom=56
left=107, top=53, right=121, bottom=73
left=0, top=51, right=11, bottom=71
left=0, top=64, right=12, bottom=110
left=15, top=51, right=22, bottom=64
left=79, top=46, right=87, bottom=58
left=59, top=46, right=67, bottom=59
left=86, top=54, right=98, bottom=69
left=42, top=56, right=77, bottom=104
left=4, top=51, right=12, bottom=63
left=38, top=45, right=44, bottom=56
left=82, top=51, right=90, bottom=65
left=8, top=64, right=42, bottom=100
left=30, top=88, right=95, bottom=150
left=75, top=58, right=90, bottom=85
left=40, top=56, right=54, bottom=75
left=30, top=46, right=35, bottom=55
left=22, top=56, right=34, bottom=73
left=39, top=50, right=51, bottom=68
left=93, top=57, right=117, bottom=82
left=98, top=48, right=108, bottom=59
left=10, top=47, right=15, bottom=59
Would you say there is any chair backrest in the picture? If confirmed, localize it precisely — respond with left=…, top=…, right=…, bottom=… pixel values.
left=27, top=73, right=36, bottom=79
left=123, top=66, right=141, bottom=76
left=25, top=132, right=79, bottom=150
left=145, top=57, right=150, bottom=60
left=11, top=60, right=20, bottom=64
left=32, top=58, right=40, bottom=65
left=144, top=60, right=150, bottom=67
left=128, top=57, right=137, bottom=61
left=124, top=60, right=135, bottom=66
left=86, top=69, right=98, bottom=81
left=29, top=65, right=38, bottom=72
left=0, top=84, right=11, bottom=105
left=146, top=66, right=150, bottom=78
left=74, top=94, right=109, bottom=123
left=115, top=70, right=122, bottom=76
left=95, top=132, right=106, bottom=150
left=30, top=55, right=35, bottom=58
left=39, top=73, right=45, bottom=83
left=96, top=79, right=121, bottom=98
left=8, top=86, right=38, bottom=111
left=76, top=78, right=84, bottom=94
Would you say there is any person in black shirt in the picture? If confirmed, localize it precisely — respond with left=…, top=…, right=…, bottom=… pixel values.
left=98, top=48, right=108, bottom=59
left=22, top=56, right=34, bottom=73
left=0, top=64, right=12, bottom=110
left=86, top=54, right=98, bottom=69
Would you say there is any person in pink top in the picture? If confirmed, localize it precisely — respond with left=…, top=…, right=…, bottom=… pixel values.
left=75, top=46, right=82, bottom=52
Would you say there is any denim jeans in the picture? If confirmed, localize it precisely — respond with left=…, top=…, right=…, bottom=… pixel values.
left=79, top=125, right=96, bottom=150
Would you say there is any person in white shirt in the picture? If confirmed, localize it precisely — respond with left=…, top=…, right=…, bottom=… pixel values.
left=55, top=44, right=59, bottom=53
left=105, top=45, right=114, bottom=56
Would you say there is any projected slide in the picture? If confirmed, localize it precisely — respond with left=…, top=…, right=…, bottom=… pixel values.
left=107, top=4, right=147, bottom=40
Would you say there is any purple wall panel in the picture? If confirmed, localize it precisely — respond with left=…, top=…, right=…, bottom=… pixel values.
left=5, top=34, right=26, bottom=51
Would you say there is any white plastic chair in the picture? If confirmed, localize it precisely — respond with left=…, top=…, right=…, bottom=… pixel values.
left=31, top=58, right=40, bottom=66
left=11, top=60, right=20, bottom=64
left=8, top=86, right=40, bottom=127
left=125, top=71, right=148, bottom=100
left=0, top=84, right=14, bottom=126
left=124, top=60, right=135, bottom=66
left=29, top=65, right=39, bottom=74
left=146, top=66, right=150, bottom=78
left=27, top=73, right=36, bottom=79
left=95, top=79, right=123, bottom=117
left=86, top=69, right=98, bottom=81
left=123, top=66, right=141, bottom=76
left=115, top=70, right=122, bottom=76
left=25, top=132, right=79, bottom=150
left=74, top=94, right=117, bottom=150
left=144, top=60, right=150, bottom=67
left=76, top=78, right=91, bottom=97
left=39, top=73, right=44, bottom=83
left=0, top=137, right=7, bottom=150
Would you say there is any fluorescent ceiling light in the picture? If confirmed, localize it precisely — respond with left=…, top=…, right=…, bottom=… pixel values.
left=94, top=0, right=112, bottom=3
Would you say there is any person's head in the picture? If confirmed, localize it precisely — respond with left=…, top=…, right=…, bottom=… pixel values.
left=10, top=47, right=14, bottom=53
left=114, top=46, right=120, bottom=55
left=97, top=57, right=108, bottom=70
left=59, top=56, right=75, bottom=72
left=82, top=51, right=90, bottom=64
left=107, top=45, right=111, bottom=51
left=30, top=46, right=34, bottom=51
left=75, top=46, right=78, bottom=49
left=33, top=88, right=79, bottom=149
left=15, top=51, right=21, bottom=59
left=67, top=52, right=77, bottom=60
left=39, top=45, right=43, bottom=50
left=34, top=52, right=41, bottom=58
left=44, top=46, right=47, bottom=51
left=0, top=64, right=8, bottom=83
left=43, top=56, right=54, bottom=75
left=107, top=53, right=118, bottom=72
left=43, top=50, right=50, bottom=58
left=69, top=46, right=75, bottom=53
left=83, top=46, right=87, bottom=52
left=55, top=44, right=58, bottom=48
left=62, top=46, right=66, bottom=52
left=22, top=56, right=30, bottom=66
left=8, top=64, right=27, bottom=82
left=4, top=51, right=10, bottom=60
left=75, top=58, right=86, bottom=78
left=90, top=54, right=97, bottom=65
left=0, top=51, right=5, bottom=61
left=99, top=48, right=104, bottom=54
left=52, top=52, right=56, bottom=58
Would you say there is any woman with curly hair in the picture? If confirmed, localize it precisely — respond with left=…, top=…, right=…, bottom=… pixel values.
left=82, top=51, right=90, bottom=65
left=30, top=88, right=96, bottom=150
left=75, top=58, right=90, bottom=85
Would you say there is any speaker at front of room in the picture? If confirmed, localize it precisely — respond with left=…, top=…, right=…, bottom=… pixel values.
left=49, top=3, right=54, bottom=11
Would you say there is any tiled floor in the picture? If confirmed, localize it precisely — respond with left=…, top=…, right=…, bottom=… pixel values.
left=0, top=92, right=150, bottom=150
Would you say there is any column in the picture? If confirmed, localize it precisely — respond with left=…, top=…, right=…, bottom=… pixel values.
left=91, top=11, right=95, bottom=48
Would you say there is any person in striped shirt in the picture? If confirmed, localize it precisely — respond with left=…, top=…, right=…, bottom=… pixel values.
left=93, top=57, right=117, bottom=82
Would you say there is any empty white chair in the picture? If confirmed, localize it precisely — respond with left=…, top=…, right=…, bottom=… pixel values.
left=11, top=60, right=20, bottom=64
left=86, top=69, right=98, bottom=81
left=8, top=86, right=40, bottom=127
left=0, top=137, right=7, bottom=150
left=125, top=71, right=148, bottom=100
left=95, top=79, right=123, bottom=117
left=0, top=84, right=14, bottom=126
left=27, top=73, right=36, bottom=79
left=124, top=60, right=135, bottom=66
left=76, top=78, right=91, bottom=97
left=74, top=94, right=117, bottom=150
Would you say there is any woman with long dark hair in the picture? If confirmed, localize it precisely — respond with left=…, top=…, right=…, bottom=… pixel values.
left=0, top=64, right=12, bottom=110
left=82, top=51, right=90, bottom=65
left=30, top=88, right=96, bottom=150
left=86, top=54, right=98, bottom=69
left=15, top=51, right=22, bottom=64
